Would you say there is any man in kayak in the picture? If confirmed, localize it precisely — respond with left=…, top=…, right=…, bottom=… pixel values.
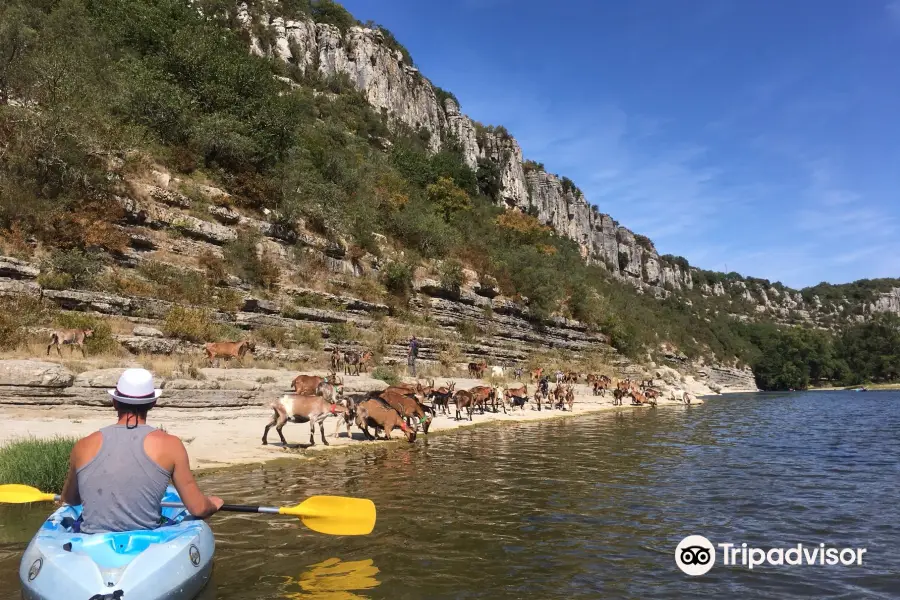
left=60, top=368, right=223, bottom=533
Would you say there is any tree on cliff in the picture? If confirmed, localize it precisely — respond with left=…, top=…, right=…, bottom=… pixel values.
left=428, top=177, right=471, bottom=222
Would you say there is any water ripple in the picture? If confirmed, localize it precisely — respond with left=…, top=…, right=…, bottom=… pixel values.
left=1, top=392, right=898, bottom=599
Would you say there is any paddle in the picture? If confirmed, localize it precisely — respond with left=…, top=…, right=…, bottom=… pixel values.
left=0, top=484, right=376, bottom=536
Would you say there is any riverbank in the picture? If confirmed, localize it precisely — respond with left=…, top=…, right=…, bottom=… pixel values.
left=0, top=392, right=702, bottom=471
left=809, top=382, right=900, bottom=391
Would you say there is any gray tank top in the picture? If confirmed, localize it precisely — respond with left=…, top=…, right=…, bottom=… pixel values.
left=76, top=424, right=172, bottom=534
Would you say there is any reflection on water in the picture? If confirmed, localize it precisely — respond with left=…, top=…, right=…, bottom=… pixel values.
left=2, top=391, right=899, bottom=599
left=282, top=558, right=380, bottom=600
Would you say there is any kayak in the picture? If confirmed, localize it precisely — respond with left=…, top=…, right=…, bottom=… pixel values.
left=19, top=486, right=214, bottom=600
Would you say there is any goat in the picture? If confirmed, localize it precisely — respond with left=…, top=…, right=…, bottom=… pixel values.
left=355, top=398, right=416, bottom=442
left=47, top=329, right=94, bottom=357
left=262, top=394, right=349, bottom=446
left=204, top=340, right=254, bottom=367
left=467, top=360, right=487, bottom=378
left=429, top=381, right=455, bottom=415
left=453, top=389, right=476, bottom=421
left=377, top=390, right=434, bottom=433
left=291, top=372, right=342, bottom=395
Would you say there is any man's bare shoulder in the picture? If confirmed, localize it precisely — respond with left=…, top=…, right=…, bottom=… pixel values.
left=146, top=428, right=187, bottom=451
left=75, top=431, right=103, bottom=453
left=70, top=431, right=103, bottom=468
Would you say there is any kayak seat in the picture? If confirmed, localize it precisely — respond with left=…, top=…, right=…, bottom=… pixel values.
left=66, top=528, right=191, bottom=569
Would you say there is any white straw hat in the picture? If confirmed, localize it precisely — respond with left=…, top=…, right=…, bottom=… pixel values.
left=108, top=368, right=162, bottom=405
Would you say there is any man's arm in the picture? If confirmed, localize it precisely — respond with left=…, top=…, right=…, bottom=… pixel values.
left=169, top=437, right=223, bottom=518
left=60, top=442, right=82, bottom=505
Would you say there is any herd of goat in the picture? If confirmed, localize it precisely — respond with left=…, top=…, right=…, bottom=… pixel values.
left=261, top=369, right=693, bottom=447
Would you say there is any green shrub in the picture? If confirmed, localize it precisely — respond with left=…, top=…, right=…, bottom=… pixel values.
left=439, top=259, right=464, bottom=295
left=197, top=250, right=228, bottom=286
left=0, top=295, right=52, bottom=350
left=383, top=261, right=413, bottom=298
left=163, top=306, right=220, bottom=342
left=371, top=365, right=398, bottom=386
left=37, top=271, right=73, bottom=290
left=0, top=437, right=77, bottom=492
left=41, top=249, right=103, bottom=290
left=310, top=0, right=357, bottom=32
left=387, top=200, right=458, bottom=257
left=223, top=231, right=280, bottom=289
left=456, top=318, right=479, bottom=342
left=293, top=325, right=323, bottom=350
left=327, top=322, right=357, bottom=343
left=255, top=326, right=290, bottom=348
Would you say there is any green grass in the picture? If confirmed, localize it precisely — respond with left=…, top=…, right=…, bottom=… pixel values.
left=0, top=437, right=78, bottom=493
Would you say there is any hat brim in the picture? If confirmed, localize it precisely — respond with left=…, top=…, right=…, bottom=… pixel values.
left=107, top=389, right=163, bottom=405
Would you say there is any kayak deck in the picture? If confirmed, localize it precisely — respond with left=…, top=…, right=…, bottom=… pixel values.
left=37, top=487, right=191, bottom=569
left=20, top=486, right=214, bottom=600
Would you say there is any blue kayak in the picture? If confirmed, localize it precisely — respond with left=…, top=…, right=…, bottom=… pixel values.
left=19, top=486, right=214, bottom=600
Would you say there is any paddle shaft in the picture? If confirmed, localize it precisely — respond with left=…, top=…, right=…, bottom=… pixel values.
left=161, top=502, right=281, bottom=514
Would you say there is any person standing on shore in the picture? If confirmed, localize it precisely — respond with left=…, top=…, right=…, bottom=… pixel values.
left=407, top=336, right=419, bottom=377
left=60, top=368, right=223, bottom=533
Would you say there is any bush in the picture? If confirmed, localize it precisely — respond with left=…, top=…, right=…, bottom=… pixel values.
left=224, top=231, right=280, bottom=289
left=197, top=250, right=228, bottom=285
left=40, top=249, right=104, bottom=290
left=0, top=295, right=51, bottom=350
left=383, top=261, right=413, bottom=298
left=162, top=306, right=220, bottom=342
left=0, top=437, right=77, bottom=492
left=327, top=322, right=357, bottom=343
left=293, top=325, right=323, bottom=350
left=371, top=365, right=399, bottom=386
left=387, top=200, right=458, bottom=258
left=255, top=326, right=290, bottom=348
left=456, top=318, right=479, bottom=342
left=310, top=0, right=357, bottom=32
left=439, top=259, right=464, bottom=295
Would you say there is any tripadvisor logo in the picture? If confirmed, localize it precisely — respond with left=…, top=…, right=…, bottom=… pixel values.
left=675, top=535, right=868, bottom=575
left=675, top=535, right=715, bottom=576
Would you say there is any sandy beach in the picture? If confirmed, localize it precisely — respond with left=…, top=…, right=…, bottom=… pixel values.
left=0, top=376, right=702, bottom=471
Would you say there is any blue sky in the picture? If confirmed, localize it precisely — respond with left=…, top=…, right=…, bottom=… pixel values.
left=340, top=0, right=900, bottom=288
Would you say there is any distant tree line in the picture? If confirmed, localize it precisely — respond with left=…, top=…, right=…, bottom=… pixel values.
left=737, top=315, right=900, bottom=390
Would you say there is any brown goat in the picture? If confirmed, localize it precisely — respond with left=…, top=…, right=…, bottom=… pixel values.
left=355, top=398, right=416, bottom=442
left=378, top=390, right=434, bottom=433
left=469, top=385, right=494, bottom=414
left=291, top=372, right=342, bottom=394
left=204, top=340, right=254, bottom=366
left=467, top=360, right=487, bottom=378
left=453, top=389, right=476, bottom=421
left=262, top=394, right=348, bottom=446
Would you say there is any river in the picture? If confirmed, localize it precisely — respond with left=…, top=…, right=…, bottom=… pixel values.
left=2, top=391, right=898, bottom=598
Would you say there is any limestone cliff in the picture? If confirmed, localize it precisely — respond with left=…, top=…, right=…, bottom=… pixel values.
left=239, top=6, right=697, bottom=293
left=234, top=2, right=898, bottom=325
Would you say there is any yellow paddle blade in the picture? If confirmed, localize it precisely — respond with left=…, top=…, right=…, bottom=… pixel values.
left=280, top=496, right=376, bottom=536
left=0, top=484, right=57, bottom=504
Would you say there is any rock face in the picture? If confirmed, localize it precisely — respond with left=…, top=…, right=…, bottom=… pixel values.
left=0, top=360, right=74, bottom=387
left=244, top=10, right=694, bottom=292
left=870, top=288, right=900, bottom=315
left=0, top=364, right=386, bottom=408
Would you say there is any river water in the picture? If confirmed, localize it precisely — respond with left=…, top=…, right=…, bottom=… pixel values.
left=2, top=391, right=899, bottom=599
